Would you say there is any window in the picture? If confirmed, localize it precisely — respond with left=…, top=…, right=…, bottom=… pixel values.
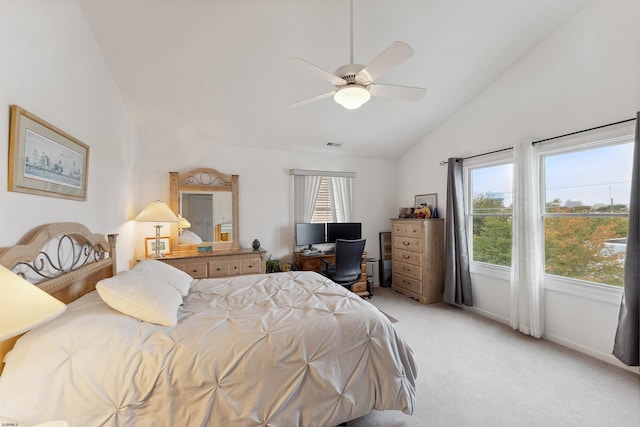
left=311, top=177, right=332, bottom=223
left=291, top=170, right=354, bottom=225
left=467, top=162, right=513, bottom=267
left=542, top=139, right=633, bottom=287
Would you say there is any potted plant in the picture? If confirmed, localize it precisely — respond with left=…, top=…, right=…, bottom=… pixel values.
left=265, top=254, right=281, bottom=273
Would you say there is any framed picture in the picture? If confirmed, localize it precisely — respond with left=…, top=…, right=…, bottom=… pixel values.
left=8, top=105, right=89, bottom=201
left=145, top=237, right=171, bottom=257
left=414, top=193, right=438, bottom=211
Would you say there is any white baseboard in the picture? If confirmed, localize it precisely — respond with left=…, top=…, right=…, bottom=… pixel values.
left=464, top=305, right=510, bottom=326
left=543, top=332, right=639, bottom=374
left=463, top=305, right=639, bottom=375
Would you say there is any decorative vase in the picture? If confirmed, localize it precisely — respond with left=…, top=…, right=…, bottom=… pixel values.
left=252, top=239, right=261, bottom=250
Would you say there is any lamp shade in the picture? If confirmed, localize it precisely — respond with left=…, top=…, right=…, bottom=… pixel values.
left=134, top=201, right=179, bottom=223
left=0, top=265, right=66, bottom=341
left=178, top=215, right=191, bottom=230
left=334, top=85, right=371, bottom=110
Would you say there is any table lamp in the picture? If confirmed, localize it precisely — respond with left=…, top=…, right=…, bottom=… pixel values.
left=135, top=200, right=179, bottom=258
left=178, top=215, right=191, bottom=234
left=0, top=265, right=66, bottom=341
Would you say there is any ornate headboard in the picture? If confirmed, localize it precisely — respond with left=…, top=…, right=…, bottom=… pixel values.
left=0, top=222, right=118, bottom=371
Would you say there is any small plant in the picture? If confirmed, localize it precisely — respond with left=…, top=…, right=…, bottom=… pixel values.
left=265, top=254, right=281, bottom=273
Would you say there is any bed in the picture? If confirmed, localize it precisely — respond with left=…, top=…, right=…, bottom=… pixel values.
left=0, top=223, right=416, bottom=426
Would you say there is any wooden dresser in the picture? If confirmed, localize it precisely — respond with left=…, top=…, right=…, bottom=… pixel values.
left=391, top=219, right=444, bottom=304
left=294, top=252, right=371, bottom=298
left=155, top=249, right=267, bottom=279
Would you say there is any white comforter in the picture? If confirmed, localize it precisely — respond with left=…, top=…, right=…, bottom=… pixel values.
left=0, top=271, right=416, bottom=426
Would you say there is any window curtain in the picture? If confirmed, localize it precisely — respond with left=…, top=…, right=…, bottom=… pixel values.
left=328, top=177, right=354, bottom=222
left=293, top=175, right=322, bottom=223
left=510, top=140, right=544, bottom=338
left=613, top=112, right=640, bottom=366
left=443, top=158, right=473, bottom=306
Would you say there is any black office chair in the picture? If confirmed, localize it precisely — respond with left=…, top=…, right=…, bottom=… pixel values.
left=321, top=239, right=366, bottom=290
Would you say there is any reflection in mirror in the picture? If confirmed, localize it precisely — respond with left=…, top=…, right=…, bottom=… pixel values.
left=180, top=192, right=232, bottom=243
left=169, top=168, right=239, bottom=251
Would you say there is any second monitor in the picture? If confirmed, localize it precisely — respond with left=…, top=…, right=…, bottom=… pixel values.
left=326, top=222, right=362, bottom=242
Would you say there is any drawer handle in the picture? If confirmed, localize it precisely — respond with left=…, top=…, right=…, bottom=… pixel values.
left=402, top=254, right=410, bottom=259
left=248, top=264, right=253, bottom=268
left=402, top=241, right=410, bottom=246
left=216, top=267, right=222, bottom=271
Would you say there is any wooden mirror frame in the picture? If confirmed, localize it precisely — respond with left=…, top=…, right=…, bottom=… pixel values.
left=169, top=168, right=239, bottom=252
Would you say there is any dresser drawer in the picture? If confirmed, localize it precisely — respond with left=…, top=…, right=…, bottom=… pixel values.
left=392, top=273, right=422, bottom=294
left=298, top=257, right=324, bottom=273
left=393, top=248, right=422, bottom=266
left=392, top=261, right=422, bottom=281
left=393, top=236, right=422, bottom=253
left=242, top=258, right=262, bottom=274
left=392, top=221, right=422, bottom=238
left=183, top=262, right=207, bottom=279
left=229, top=259, right=243, bottom=276
left=351, top=279, right=367, bottom=293
left=208, top=260, right=229, bottom=277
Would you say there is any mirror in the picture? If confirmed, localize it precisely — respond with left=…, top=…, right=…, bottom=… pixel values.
left=169, top=168, right=239, bottom=252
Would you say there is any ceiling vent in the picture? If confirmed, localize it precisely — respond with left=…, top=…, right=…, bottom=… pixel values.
left=326, top=142, right=343, bottom=147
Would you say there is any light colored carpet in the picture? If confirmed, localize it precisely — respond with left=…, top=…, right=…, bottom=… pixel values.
left=350, top=287, right=640, bottom=427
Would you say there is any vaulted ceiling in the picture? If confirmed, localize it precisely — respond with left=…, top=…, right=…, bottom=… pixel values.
left=78, top=0, right=589, bottom=159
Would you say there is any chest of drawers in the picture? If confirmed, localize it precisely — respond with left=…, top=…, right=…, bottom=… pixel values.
left=391, top=219, right=444, bottom=304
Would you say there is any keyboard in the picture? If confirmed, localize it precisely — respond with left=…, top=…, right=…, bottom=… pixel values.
left=300, top=251, right=321, bottom=256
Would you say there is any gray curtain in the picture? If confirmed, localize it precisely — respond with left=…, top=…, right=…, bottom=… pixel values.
left=443, top=158, right=473, bottom=306
left=613, top=112, right=640, bottom=366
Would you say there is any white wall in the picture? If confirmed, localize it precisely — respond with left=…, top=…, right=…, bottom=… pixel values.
left=0, top=0, right=139, bottom=270
left=136, top=142, right=397, bottom=280
left=398, top=0, right=640, bottom=369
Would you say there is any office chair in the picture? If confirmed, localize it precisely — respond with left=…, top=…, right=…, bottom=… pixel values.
left=321, top=239, right=366, bottom=290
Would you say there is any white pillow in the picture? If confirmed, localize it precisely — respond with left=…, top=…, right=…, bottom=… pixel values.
left=96, top=270, right=183, bottom=326
left=132, top=259, right=194, bottom=296
left=179, top=230, right=203, bottom=244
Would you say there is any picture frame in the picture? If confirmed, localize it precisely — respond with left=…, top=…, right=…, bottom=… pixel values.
left=8, top=105, right=89, bottom=201
left=414, top=193, right=438, bottom=211
left=145, top=237, right=171, bottom=257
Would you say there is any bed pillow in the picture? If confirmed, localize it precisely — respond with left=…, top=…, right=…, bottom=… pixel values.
left=179, top=230, right=203, bottom=244
left=96, top=270, right=183, bottom=326
left=132, top=259, right=194, bottom=296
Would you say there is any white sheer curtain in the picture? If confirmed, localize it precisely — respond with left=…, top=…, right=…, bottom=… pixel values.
left=510, top=139, right=544, bottom=338
left=293, top=175, right=322, bottom=223
left=328, top=177, right=354, bottom=222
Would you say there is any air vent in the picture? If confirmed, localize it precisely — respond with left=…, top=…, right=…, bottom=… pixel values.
left=326, top=141, right=343, bottom=147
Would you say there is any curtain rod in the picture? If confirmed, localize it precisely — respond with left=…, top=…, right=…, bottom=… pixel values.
left=439, top=147, right=513, bottom=166
left=439, top=115, right=637, bottom=165
left=531, top=117, right=637, bottom=145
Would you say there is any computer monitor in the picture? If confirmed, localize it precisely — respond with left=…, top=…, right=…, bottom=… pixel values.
left=326, top=222, right=362, bottom=242
left=295, top=223, right=326, bottom=250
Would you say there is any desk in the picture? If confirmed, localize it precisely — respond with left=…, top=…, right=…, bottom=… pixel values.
left=294, top=252, right=371, bottom=299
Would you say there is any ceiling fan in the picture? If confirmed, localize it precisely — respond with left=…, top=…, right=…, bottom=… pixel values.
left=288, top=0, right=426, bottom=110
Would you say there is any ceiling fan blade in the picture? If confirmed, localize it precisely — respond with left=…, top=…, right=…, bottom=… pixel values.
left=288, top=90, right=337, bottom=107
left=356, top=41, right=414, bottom=84
left=369, top=83, right=426, bottom=102
left=289, top=58, right=347, bottom=86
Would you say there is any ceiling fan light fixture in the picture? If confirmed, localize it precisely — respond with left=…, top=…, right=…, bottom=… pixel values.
left=333, top=85, right=371, bottom=109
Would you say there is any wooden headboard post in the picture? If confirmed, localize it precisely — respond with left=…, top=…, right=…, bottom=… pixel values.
left=0, top=223, right=118, bottom=372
